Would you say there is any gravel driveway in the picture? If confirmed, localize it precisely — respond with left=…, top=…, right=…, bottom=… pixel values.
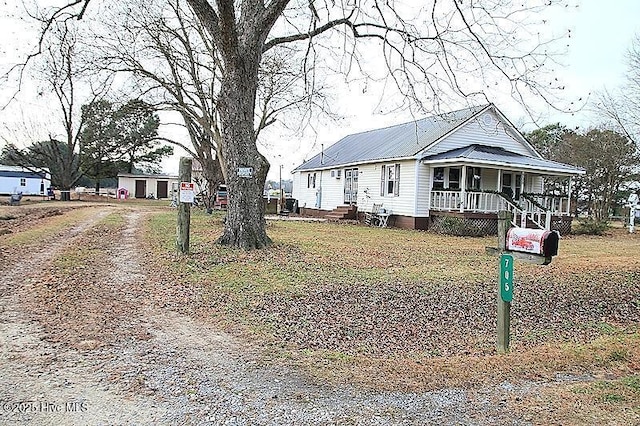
left=0, top=206, right=533, bottom=425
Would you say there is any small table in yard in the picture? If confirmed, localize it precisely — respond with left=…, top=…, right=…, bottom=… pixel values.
left=377, top=212, right=391, bottom=228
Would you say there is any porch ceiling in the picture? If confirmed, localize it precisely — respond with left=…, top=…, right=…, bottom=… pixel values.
left=420, top=144, right=585, bottom=176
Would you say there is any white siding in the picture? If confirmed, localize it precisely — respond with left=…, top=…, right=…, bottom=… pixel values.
left=482, top=168, right=499, bottom=191
left=529, top=175, right=544, bottom=193
left=422, top=111, right=537, bottom=157
left=291, top=172, right=302, bottom=204
left=118, top=175, right=179, bottom=199
left=291, top=172, right=303, bottom=203
left=319, top=170, right=343, bottom=210
left=356, top=164, right=380, bottom=212
left=292, top=171, right=320, bottom=209
left=295, top=160, right=419, bottom=216
left=415, top=163, right=431, bottom=216
left=356, top=160, right=416, bottom=216
left=0, top=177, right=48, bottom=195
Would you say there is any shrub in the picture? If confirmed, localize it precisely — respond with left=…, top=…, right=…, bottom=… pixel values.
left=436, top=216, right=486, bottom=237
left=573, top=218, right=610, bottom=235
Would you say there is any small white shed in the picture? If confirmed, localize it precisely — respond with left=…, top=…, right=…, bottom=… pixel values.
left=0, top=165, right=52, bottom=196
left=117, top=173, right=180, bottom=199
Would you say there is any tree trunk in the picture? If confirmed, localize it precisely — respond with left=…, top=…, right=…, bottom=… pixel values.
left=216, top=62, right=271, bottom=249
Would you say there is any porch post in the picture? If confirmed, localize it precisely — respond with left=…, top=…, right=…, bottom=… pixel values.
left=497, top=169, right=502, bottom=210
left=520, top=172, right=525, bottom=198
left=567, top=176, right=573, bottom=216
left=460, top=165, right=467, bottom=213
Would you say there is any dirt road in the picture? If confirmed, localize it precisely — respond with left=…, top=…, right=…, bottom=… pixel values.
left=0, top=205, right=533, bottom=425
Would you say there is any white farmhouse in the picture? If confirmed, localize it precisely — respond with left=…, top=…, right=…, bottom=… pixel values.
left=292, top=104, right=585, bottom=234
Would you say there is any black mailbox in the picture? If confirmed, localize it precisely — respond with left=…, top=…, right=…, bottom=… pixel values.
left=506, top=228, right=559, bottom=257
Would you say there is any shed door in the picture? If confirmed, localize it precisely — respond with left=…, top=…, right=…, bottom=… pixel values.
left=157, top=181, right=168, bottom=199
left=135, top=180, right=146, bottom=198
left=343, top=168, right=358, bottom=205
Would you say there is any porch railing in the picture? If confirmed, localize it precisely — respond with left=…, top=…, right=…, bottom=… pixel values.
left=430, top=191, right=503, bottom=213
left=430, top=190, right=572, bottom=230
left=430, top=191, right=570, bottom=216
left=522, top=193, right=571, bottom=216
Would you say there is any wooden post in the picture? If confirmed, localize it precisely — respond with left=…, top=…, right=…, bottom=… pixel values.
left=567, top=177, right=573, bottom=216
left=177, top=157, right=192, bottom=255
left=497, top=210, right=512, bottom=353
left=460, top=165, right=467, bottom=213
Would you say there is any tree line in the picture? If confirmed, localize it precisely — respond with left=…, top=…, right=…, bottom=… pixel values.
left=526, top=125, right=639, bottom=222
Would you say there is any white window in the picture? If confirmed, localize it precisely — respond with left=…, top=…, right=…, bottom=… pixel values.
left=448, top=168, right=460, bottom=190
left=20, top=178, right=26, bottom=187
left=502, top=173, right=513, bottom=198
left=380, top=164, right=400, bottom=196
left=307, top=172, right=317, bottom=189
left=433, top=167, right=445, bottom=190
left=515, top=174, right=525, bottom=199
left=501, top=173, right=525, bottom=199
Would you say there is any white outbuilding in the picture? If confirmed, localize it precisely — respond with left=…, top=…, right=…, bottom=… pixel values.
left=117, top=173, right=179, bottom=199
left=0, top=165, right=51, bottom=196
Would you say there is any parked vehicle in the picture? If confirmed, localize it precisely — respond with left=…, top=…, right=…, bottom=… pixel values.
left=214, top=185, right=228, bottom=209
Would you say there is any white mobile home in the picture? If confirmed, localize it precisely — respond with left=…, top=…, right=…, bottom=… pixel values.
left=0, top=165, right=51, bottom=196
left=292, top=104, right=585, bottom=233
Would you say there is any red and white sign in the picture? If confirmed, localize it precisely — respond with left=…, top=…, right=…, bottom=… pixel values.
left=179, top=182, right=195, bottom=203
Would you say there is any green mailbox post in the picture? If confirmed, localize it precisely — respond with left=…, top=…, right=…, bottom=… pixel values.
left=487, top=211, right=559, bottom=353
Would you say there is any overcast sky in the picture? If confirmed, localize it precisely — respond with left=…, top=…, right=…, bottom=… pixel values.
left=1, top=1, right=639, bottom=180
left=264, top=0, right=640, bottom=180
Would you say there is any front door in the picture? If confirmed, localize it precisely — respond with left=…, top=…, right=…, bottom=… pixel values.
left=466, top=167, right=482, bottom=190
left=502, top=173, right=526, bottom=199
left=157, top=181, right=168, bottom=199
left=135, top=180, right=146, bottom=198
left=343, top=168, right=358, bottom=204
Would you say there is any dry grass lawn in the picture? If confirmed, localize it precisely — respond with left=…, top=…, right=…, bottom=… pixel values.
left=2, top=203, right=638, bottom=423
left=150, top=210, right=638, bottom=423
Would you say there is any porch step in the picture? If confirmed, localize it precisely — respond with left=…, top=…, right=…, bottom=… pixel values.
left=325, top=205, right=357, bottom=220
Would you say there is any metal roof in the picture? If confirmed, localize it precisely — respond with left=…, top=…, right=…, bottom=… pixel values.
left=0, top=170, right=48, bottom=179
left=294, top=104, right=491, bottom=171
left=0, top=165, right=50, bottom=178
left=421, top=144, right=585, bottom=175
left=117, top=173, right=179, bottom=179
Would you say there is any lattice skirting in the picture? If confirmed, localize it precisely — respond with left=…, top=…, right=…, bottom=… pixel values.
left=430, top=214, right=574, bottom=236
left=549, top=218, right=572, bottom=235
left=429, top=215, right=497, bottom=236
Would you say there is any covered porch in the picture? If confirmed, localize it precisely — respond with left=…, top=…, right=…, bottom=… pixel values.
left=422, top=145, right=584, bottom=231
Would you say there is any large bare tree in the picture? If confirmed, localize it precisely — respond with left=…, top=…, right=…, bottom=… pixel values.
left=92, top=0, right=320, bottom=215
left=13, top=0, right=569, bottom=248
left=1, top=1, right=116, bottom=198
left=94, top=0, right=226, bottom=197
left=597, top=35, right=640, bottom=145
